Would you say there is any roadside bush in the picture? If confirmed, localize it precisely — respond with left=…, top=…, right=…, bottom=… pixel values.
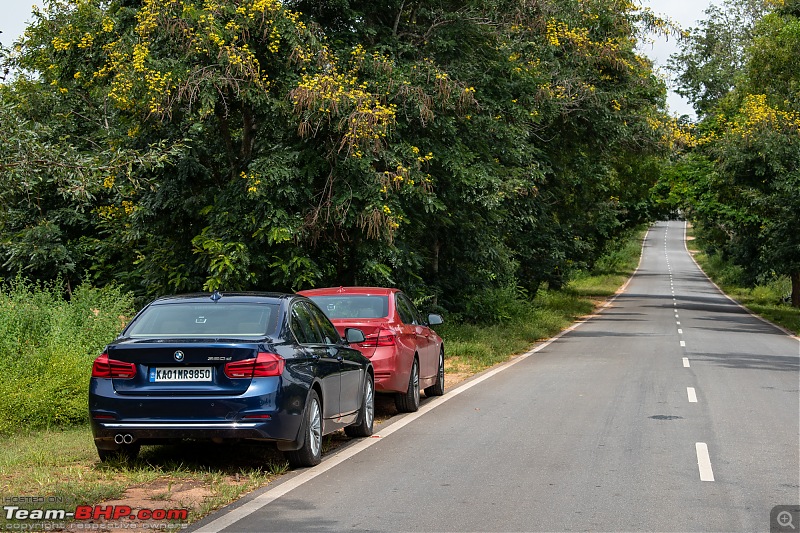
left=699, top=253, right=748, bottom=287
left=690, top=237, right=799, bottom=334
left=0, top=278, right=134, bottom=435
left=460, top=284, right=531, bottom=324
left=593, top=231, right=645, bottom=275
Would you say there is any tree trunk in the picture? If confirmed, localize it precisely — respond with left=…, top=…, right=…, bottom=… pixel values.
left=431, top=239, right=440, bottom=276
left=431, top=238, right=440, bottom=307
left=791, top=271, right=800, bottom=308
left=241, top=107, right=255, bottom=161
left=346, top=238, right=359, bottom=286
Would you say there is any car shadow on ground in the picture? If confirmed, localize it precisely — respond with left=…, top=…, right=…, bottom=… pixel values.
left=98, top=394, right=402, bottom=475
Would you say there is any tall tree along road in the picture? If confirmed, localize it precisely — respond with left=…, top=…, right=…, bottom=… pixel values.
left=193, top=220, right=799, bottom=532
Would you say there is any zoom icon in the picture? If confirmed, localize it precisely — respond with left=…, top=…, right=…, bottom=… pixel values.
left=772, top=505, right=800, bottom=532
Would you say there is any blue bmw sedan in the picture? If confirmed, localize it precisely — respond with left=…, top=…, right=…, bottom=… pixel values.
left=89, top=292, right=375, bottom=467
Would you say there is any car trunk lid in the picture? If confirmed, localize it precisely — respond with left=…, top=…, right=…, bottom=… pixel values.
left=331, top=319, right=392, bottom=358
left=106, top=340, right=261, bottom=396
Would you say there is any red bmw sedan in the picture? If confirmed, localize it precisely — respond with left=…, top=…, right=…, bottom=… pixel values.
left=298, top=287, right=444, bottom=412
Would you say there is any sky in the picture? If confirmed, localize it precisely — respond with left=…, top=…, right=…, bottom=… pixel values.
left=3, top=0, right=712, bottom=116
left=639, top=0, right=716, bottom=118
left=1, top=1, right=43, bottom=49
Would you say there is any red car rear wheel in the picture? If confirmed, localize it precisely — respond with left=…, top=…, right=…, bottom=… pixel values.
left=395, top=358, right=420, bottom=413
left=424, top=349, right=445, bottom=397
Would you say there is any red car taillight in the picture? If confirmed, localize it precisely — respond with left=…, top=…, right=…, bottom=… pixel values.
left=362, top=329, right=396, bottom=347
left=91, top=353, right=137, bottom=379
left=224, top=352, right=285, bottom=379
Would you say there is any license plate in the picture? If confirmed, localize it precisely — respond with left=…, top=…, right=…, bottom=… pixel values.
left=149, top=367, right=212, bottom=382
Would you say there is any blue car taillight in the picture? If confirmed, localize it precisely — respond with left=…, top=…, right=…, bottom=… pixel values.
left=91, top=352, right=137, bottom=379
left=224, top=352, right=285, bottom=379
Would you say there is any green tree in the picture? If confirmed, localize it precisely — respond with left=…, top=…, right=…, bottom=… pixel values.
left=666, top=0, right=800, bottom=306
left=2, top=0, right=672, bottom=318
left=0, top=75, right=178, bottom=292
left=4, top=0, right=354, bottom=295
left=289, top=0, right=671, bottom=302
left=668, top=0, right=769, bottom=117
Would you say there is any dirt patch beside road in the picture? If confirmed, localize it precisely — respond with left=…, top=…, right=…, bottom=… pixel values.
left=90, top=369, right=476, bottom=530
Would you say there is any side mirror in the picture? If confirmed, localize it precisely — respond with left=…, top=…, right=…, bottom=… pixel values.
left=344, top=328, right=366, bottom=344
left=427, top=314, right=443, bottom=326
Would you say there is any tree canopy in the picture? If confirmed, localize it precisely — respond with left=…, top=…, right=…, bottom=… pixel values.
left=664, top=0, right=800, bottom=306
left=1, top=0, right=673, bottom=317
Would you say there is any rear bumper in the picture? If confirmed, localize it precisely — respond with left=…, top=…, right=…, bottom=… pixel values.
left=90, top=420, right=299, bottom=448
left=89, top=377, right=303, bottom=448
left=370, top=347, right=408, bottom=393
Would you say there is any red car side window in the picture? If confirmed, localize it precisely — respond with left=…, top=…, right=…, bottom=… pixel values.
left=395, top=294, right=418, bottom=325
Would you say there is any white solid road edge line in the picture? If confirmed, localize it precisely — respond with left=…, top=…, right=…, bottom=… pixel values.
left=683, top=220, right=799, bottom=341
left=193, top=227, right=655, bottom=533
left=696, top=442, right=715, bottom=481
left=194, top=321, right=581, bottom=533
left=195, top=229, right=657, bottom=532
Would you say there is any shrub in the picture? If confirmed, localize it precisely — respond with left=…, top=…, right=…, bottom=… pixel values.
left=0, top=278, right=134, bottom=435
left=460, top=284, right=531, bottom=324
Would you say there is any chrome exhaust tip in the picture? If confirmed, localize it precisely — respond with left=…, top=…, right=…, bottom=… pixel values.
left=114, top=433, right=134, bottom=445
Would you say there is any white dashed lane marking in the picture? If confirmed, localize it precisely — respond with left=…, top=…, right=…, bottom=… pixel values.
left=687, top=387, right=698, bottom=403
left=696, top=443, right=715, bottom=481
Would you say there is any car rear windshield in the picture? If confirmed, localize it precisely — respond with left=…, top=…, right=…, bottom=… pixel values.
left=125, top=302, right=280, bottom=338
left=310, top=296, right=389, bottom=319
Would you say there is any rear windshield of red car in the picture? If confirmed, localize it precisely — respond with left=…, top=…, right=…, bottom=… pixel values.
left=309, top=296, right=389, bottom=319
left=125, top=302, right=280, bottom=338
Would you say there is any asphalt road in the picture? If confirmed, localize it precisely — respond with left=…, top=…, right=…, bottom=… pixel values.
left=194, top=220, right=800, bottom=532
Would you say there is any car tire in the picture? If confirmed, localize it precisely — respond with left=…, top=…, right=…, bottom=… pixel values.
left=285, top=390, right=323, bottom=468
left=424, top=349, right=445, bottom=397
left=395, top=358, right=420, bottom=413
left=344, top=374, right=375, bottom=438
left=97, top=444, right=140, bottom=463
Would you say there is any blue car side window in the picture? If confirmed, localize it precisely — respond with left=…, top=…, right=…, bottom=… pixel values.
left=306, top=302, right=341, bottom=345
left=290, top=303, right=320, bottom=344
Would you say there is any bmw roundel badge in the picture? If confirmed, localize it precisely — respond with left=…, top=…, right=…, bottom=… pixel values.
left=174, top=350, right=185, bottom=362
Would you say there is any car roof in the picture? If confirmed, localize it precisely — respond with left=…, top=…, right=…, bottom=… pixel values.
left=298, top=287, right=397, bottom=297
left=148, top=292, right=296, bottom=305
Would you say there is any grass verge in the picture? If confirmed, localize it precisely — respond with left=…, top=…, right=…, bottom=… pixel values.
left=438, top=227, right=645, bottom=376
left=0, top=279, right=134, bottom=435
left=685, top=229, right=799, bottom=335
left=0, top=227, right=647, bottom=528
left=0, top=426, right=290, bottom=528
